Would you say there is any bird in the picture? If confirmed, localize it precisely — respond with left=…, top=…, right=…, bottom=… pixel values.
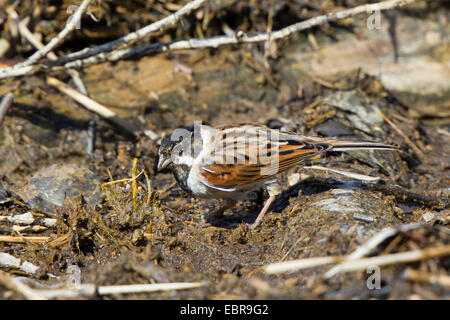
left=157, top=123, right=398, bottom=229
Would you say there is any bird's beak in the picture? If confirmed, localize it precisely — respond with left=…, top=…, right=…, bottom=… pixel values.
left=157, top=156, right=171, bottom=171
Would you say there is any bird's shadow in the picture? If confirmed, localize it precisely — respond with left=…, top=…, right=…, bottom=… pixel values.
left=207, top=177, right=366, bottom=228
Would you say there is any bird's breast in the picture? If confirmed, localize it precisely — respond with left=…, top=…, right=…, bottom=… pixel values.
left=172, top=164, right=192, bottom=194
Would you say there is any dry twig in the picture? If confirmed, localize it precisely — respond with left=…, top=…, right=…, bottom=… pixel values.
left=46, top=77, right=140, bottom=136
left=34, top=284, right=97, bottom=299
left=101, top=169, right=145, bottom=188
left=264, top=224, right=434, bottom=276
left=324, top=223, right=424, bottom=278
left=29, top=281, right=206, bottom=299
left=0, top=270, right=46, bottom=300
left=0, top=0, right=418, bottom=79
left=6, top=7, right=89, bottom=95
left=303, top=165, right=381, bottom=182
left=0, top=252, right=40, bottom=275
left=265, top=256, right=339, bottom=274
left=131, top=158, right=139, bottom=212
left=0, top=235, right=51, bottom=244
left=330, top=245, right=450, bottom=274
left=0, top=0, right=207, bottom=79
left=97, top=282, right=206, bottom=295
left=403, top=269, right=450, bottom=287
left=64, top=0, right=420, bottom=69
left=7, top=7, right=147, bottom=138
left=380, top=111, right=425, bottom=158
left=0, top=0, right=91, bottom=78
left=264, top=244, right=450, bottom=276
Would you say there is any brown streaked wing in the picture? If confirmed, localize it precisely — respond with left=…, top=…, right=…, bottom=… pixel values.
left=200, top=126, right=331, bottom=188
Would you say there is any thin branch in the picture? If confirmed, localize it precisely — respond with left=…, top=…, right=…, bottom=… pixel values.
left=97, top=282, right=206, bottom=295
left=0, top=0, right=207, bottom=79
left=403, top=268, right=450, bottom=287
left=6, top=7, right=58, bottom=59
left=380, top=111, right=426, bottom=159
left=303, top=165, right=381, bottom=182
left=6, top=6, right=89, bottom=95
left=0, top=235, right=51, bottom=244
left=264, top=244, right=450, bottom=275
left=0, top=270, right=46, bottom=300
left=265, top=256, right=339, bottom=274
left=46, top=77, right=141, bottom=136
left=324, top=224, right=424, bottom=278
left=0, top=252, right=40, bottom=275
left=0, top=0, right=419, bottom=79
left=54, top=0, right=208, bottom=66
left=6, top=7, right=138, bottom=137
left=264, top=223, right=426, bottom=275
left=330, top=245, right=450, bottom=274
left=33, top=284, right=97, bottom=299
left=32, top=281, right=206, bottom=299
left=63, top=0, right=420, bottom=69
left=12, top=0, right=91, bottom=69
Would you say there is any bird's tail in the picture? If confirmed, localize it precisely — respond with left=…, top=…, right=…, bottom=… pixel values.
left=325, top=139, right=398, bottom=152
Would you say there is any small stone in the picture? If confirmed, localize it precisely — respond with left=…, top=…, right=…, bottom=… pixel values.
left=17, top=163, right=102, bottom=213
left=323, top=90, right=383, bottom=134
left=313, top=197, right=364, bottom=214
left=422, top=211, right=434, bottom=223
left=288, top=173, right=301, bottom=186
left=315, top=120, right=354, bottom=137
left=425, top=31, right=441, bottom=46
left=353, top=213, right=375, bottom=223
left=0, top=188, right=10, bottom=204
left=131, top=229, right=145, bottom=246
left=331, top=189, right=355, bottom=196
left=267, top=118, right=284, bottom=130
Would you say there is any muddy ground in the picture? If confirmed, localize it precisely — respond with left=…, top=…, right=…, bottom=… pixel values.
left=0, top=0, right=449, bottom=299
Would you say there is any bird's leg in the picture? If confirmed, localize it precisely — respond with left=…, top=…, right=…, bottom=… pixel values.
left=249, top=182, right=281, bottom=230
left=202, top=199, right=236, bottom=225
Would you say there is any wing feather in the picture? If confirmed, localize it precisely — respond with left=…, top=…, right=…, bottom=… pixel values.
left=200, top=125, right=330, bottom=189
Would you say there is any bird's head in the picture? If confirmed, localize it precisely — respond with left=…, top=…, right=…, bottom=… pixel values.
left=157, top=126, right=195, bottom=171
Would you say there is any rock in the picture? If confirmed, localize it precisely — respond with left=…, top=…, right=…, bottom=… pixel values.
left=378, top=59, right=450, bottom=118
left=267, top=118, right=285, bottom=130
left=17, top=163, right=102, bottom=213
left=315, top=119, right=355, bottom=137
left=288, top=173, right=301, bottom=186
left=312, top=197, right=365, bottom=214
left=0, top=252, right=39, bottom=274
left=83, top=56, right=180, bottom=115
left=323, top=90, right=383, bottom=134
left=353, top=213, right=375, bottom=223
left=331, top=189, right=355, bottom=196
left=422, top=211, right=435, bottom=223
left=0, top=188, right=10, bottom=204
left=283, top=13, right=450, bottom=118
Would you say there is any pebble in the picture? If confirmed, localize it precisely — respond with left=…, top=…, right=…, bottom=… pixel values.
left=17, top=163, right=102, bottom=213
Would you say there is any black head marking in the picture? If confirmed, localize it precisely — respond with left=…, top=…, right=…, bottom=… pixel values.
left=157, top=126, right=195, bottom=171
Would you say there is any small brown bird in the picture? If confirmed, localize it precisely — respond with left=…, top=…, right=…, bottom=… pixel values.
left=157, top=123, right=397, bottom=229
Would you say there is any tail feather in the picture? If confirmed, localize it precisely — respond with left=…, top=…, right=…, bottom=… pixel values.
left=326, top=140, right=398, bottom=152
